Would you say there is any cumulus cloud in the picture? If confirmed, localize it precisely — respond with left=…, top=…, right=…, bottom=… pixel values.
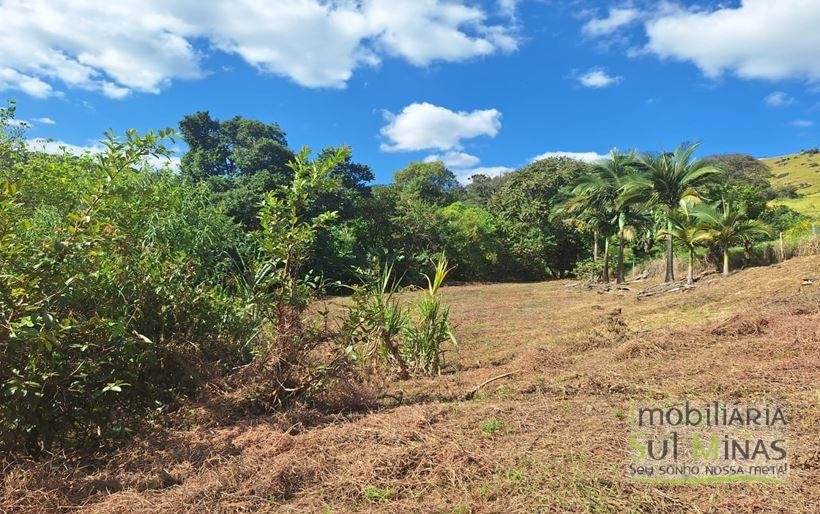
left=456, top=165, right=513, bottom=182
left=764, top=91, right=795, bottom=107
left=32, top=117, right=56, bottom=125
left=582, top=7, right=641, bottom=37
left=789, top=119, right=814, bottom=128
left=424, top=151, right=481, bottom=168
left=644, top=0, right=820, bottom=82
left=578, top=68, right=622, bottom=88
left=380, top=102, right=502, bottom=152
left=26, top=137, right=181, bottom=170
left=0, top=0, right=519, bottom=97
left=531, top=151, right=606, bottom=163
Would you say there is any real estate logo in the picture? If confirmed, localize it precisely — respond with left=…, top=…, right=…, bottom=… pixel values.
left=628, top=401, right=788, bottom=483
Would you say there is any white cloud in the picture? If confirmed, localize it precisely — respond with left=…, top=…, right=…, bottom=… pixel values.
left=498, top=0, right=519, bottom=17
left=26, top=137, right=181, bottom=170
left=531, top=151, right=606, bottom=163
left=0, top=68, right=54, bottom=98
left=0, top=0, right=519, bottom=97
left=789, top=119, right=814, bottom=128
left=582, top=7, right=641, bottom=37
left=764, top=91, right=795, bottom=107
left=644, top=0, right=820, bottom=82
left=380, top=102, right=502, bottom=152
left=26, top=138, right=103, bottom=155
left=424, top=151, right=481, bottom=168
left=454, top=166, right=514, bottom=184
left=5, top=117, right=56, bottom=127
left=5, top=119, right=30, bottom=128
left=578, top=68, right=622, bottom=88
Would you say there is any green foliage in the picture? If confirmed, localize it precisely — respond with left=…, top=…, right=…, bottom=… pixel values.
left=341, top=254, right=456, bottom=377
left=340, top=261, right=409, bottom=376
left=695, top=199, right=773, bottom=274
left=393, top=160, right=462, bottom=205
left=490, top=157, right=590, bottom=278
left=760, top=205, right=809, bottom=233
left=659, top=199, right=715, bottom=283
left=362, top=485, right=395, bottom=502
left=403, top=254, right=457, bottom=375
left=180, top=111, right=295, bottom=228
left=571, top=258, right=604, bottom=283
left=480, top=419, right=505, bottom=437
left=1, top=125, right=251, bottom=452
left=439, top=202, right=502, bottom=281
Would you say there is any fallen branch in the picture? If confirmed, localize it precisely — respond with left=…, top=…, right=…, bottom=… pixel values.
left=464, top=370, right=522, bottom=400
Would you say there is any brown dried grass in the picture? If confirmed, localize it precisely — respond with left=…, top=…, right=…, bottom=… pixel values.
left=3, top=256, right=819, bottom=513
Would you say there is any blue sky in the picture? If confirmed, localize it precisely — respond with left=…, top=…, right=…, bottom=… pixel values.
left=3, top=0, right=819, bottom=183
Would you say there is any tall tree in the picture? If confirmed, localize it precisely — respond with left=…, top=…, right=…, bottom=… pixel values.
left=491, top=157, right=590, bottom=279
left=624, top=143, right=724, bottom=282
left=179, top=112, right=295, bottom=228
left=180, top=112, right=293, bottom=180
left=393, top=161, right=462, bottom=206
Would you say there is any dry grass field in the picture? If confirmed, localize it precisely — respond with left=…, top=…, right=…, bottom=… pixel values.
left=3, top=255, right=819, bottom=513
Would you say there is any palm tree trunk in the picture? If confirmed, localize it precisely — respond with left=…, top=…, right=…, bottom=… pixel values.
left=593, top=231, right=599, bottom=261
left=687, top=248, right=694, bottom=286
left=616, top=234, right=625, bottom=284
left=665, top=221, right=675, bottom=283
left=601, top=238, right=610, bottom=283
left=722, top=247, right=730, bottom=276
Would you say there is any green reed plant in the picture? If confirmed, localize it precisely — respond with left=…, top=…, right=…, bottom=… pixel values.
left=341, top=261, right=409, bottom=377
left=403, top=253, right=457, bottom=375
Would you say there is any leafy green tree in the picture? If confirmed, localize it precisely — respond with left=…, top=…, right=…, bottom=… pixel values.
left=393, top=161, right=462, bottom=205
left=180, top=111, right=292, bottom=180
left=439, top=202, right=503, bottom=281
left=490, top=157, right=590, bottom=279
left=464, top=172, right=506, bottom=207
left=179, top=112, right=295, bottom=227
left=624, top=143, right=724, bottom=282
left=255, top=147, right=347, bottom=318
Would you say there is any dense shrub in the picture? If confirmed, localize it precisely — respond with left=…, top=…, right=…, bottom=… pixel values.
left=1, top=126, right=252, bottom=452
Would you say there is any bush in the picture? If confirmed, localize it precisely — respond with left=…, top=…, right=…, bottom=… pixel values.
left=571, top=258, right=603, bottom=283
left=1, top=128, right=252, bottom=452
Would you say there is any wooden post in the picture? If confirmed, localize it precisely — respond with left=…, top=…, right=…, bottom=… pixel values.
left=779, top=232, right=785, bottom=262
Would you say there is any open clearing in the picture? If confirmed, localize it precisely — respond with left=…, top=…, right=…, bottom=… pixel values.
left=3, top=256, right=819, bottom=513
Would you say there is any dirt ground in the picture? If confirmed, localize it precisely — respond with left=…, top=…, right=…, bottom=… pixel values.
left=3, top=256, right=819, bottom=513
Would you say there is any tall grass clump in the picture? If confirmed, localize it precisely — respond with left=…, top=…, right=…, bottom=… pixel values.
left=404, top=253, right=457, bottom=375
left=341, top=261, right=409, bottom=377
left=341, top=254, right=457, bottom=377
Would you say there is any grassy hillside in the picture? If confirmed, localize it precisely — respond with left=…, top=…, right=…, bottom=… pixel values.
left=763, top=150, right=820, bottom=219
left=5, top=255, right=818, bottom=513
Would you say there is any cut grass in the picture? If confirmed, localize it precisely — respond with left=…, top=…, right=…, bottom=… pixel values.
left=2, top=255, right=818, bottom=513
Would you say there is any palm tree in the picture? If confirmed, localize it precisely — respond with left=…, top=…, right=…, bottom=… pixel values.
left=659, top=199, right=714, bottom=285
left=567, top=149, right=637, bottom=283
left=694, top=200, right=772, bottom=276
left=623, top=143, right=724, bottom=283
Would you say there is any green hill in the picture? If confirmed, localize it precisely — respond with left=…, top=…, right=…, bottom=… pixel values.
left=762, top=150, right=820, bottom=219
